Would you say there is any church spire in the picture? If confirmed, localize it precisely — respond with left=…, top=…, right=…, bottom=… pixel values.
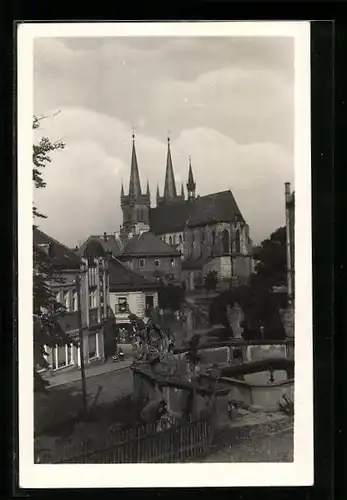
left=163, top=135, right=177, bottom=200
left=187, top=155, right=196, bottom=200
left=180, top=182, right=185, bottom=199
left=121, top=181, right=124, bottom=197
left=128, top=131, right=142, bottom=198
left=146, top=179, right=150, bottom=196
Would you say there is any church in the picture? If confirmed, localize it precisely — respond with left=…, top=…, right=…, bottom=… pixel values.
left=117, top=134, right=254, bottom=290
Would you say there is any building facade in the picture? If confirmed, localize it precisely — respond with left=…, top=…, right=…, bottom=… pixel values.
left=120, top=231, right=182, bottom=284
left=34, top=229, right=112, bottom=372
left=108, top=257, right=160, bottom=343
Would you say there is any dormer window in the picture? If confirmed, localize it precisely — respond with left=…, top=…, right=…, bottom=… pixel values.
left=37, top=243, right=51, bottom=256
left=139, top=258, right=145, bottom=268
left=154, top=259, right=160, bottom=267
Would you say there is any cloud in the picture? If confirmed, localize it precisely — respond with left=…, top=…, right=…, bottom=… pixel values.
left=34, top=36, right=293, bottom=149
left=33, top=36, right=294, bottom=247
left=34, top=109, right=293, bottom=247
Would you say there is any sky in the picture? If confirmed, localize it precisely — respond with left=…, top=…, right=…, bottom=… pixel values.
left=33, top=35, right=294, bottom=247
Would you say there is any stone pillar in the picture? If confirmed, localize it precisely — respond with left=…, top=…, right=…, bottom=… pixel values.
left=227, top=303, right=244, bottom=338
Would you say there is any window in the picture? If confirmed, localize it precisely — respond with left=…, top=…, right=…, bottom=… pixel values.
left=179, top=234, right=183, bottom=244
left=72, top=292, right=77, bottom=311
left=64, top=292, right=70, bottom=311
left=169, top=236, right=172, bottom=245
left=139, top=258, right=145, bottom=268
left=221, top=229, right=230, bottom=254
left=88, top=334, right=97, bottom=359
left=172, top=235, right=176, bottom=245
left=117, top=297, right=128, bottom=313
left=171, top=259, right=175, bottom=267
left=57, top=345, right=66, bottom=368
left=56, top=291, right=61, bottom=304
left=235, top=229, right=241, bottom=254
left=89, top=291, right=96, bottom=308
left=154, top=259, right=160, bottom=267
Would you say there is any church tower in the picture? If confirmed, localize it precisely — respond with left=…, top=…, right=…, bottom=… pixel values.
left=187, top=156, right=196, bottom=200
left=120, top=133, right=150, bottom=236
left=157, top=136, right=185, bottom=205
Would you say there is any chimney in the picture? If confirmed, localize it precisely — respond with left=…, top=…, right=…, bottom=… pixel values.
left=285, top=182, right=291, bottom=204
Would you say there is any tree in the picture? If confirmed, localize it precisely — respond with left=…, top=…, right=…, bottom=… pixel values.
left=158, top=284, right=185, bottom=311
left=33, top=115, right=69, bottom=382
left=252, top=227, right=287, bottom=289
left=203, top=270, right=218, bottom=293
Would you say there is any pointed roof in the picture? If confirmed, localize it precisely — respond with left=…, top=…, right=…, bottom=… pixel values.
left=163, top=137, right=177, bottom=199
left=121, top=231, right=181, bottom=257
left=150, top=190, right=244, bottom=234
left=187, top=157, right=196, bottom=191
left=146, top=180, right=150, bottom=196
left=33, top=227, right=81, bottom=269
left=156, top=184, right=160, bottom=199
left=121, top=182, right=124, bottom=196
left=180, top=183, right=185, bottom=198
left=128, top=133, right=142, bottom=198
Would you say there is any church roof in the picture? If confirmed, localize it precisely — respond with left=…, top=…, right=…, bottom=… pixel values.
left=78, top=234, right=122, bottom=258
left=121, top=231, right=181, bottom=257
left=163, top=137, right=177, bottom=199
left=33, top=227, right=81, bottom=270
left=150, top=190, right=244, bottom=234
left=108, top=257, right=159, bottom=292
left=128, top=134, right=142, bottom=198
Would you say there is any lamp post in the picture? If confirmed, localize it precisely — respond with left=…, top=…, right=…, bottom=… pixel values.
left=76, top=267, right=88, bottom=416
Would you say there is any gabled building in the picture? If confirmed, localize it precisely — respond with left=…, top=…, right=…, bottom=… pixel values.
left=119, top=231, right=182, bottom=284
left=34, top=228, right=112, bottom=371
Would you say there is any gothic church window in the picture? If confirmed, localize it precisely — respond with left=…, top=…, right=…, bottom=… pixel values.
left=222, top=229, right=230, bottom=254
left=235, top=229, right=241, bottom=254
left=169, top=236, right=172, bottom=245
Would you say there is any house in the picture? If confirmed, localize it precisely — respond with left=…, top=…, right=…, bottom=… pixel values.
left=83, top=238, right=161, bottom=344
left=108, top=256, right=160, bottom=332
left=117, top=134, right=253, bottom=291
left=119, top=231, right=182, bottom=284
left=34, top=228, right=112, bottom=371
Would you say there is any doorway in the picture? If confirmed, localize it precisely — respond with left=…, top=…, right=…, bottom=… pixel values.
left=145, top=295, right=154, bottom=313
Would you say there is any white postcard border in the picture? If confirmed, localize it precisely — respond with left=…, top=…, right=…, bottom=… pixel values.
left=18, top=21, right=313, bottom=488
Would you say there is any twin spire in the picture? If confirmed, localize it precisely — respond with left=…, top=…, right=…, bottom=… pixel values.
left=122, top=132, right=196, bottom=203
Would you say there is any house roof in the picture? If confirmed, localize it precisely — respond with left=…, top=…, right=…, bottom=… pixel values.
left=57, top=311, right=79, bottom=333
left=150, top=190, right=244, bottom=234
left=109, top=257, right=159, bottom=292
left=121, top=231, right=181, bottom=257
left=33, top=227, right=81, bottom=270
left=78, top=234, right=122, bottom=258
